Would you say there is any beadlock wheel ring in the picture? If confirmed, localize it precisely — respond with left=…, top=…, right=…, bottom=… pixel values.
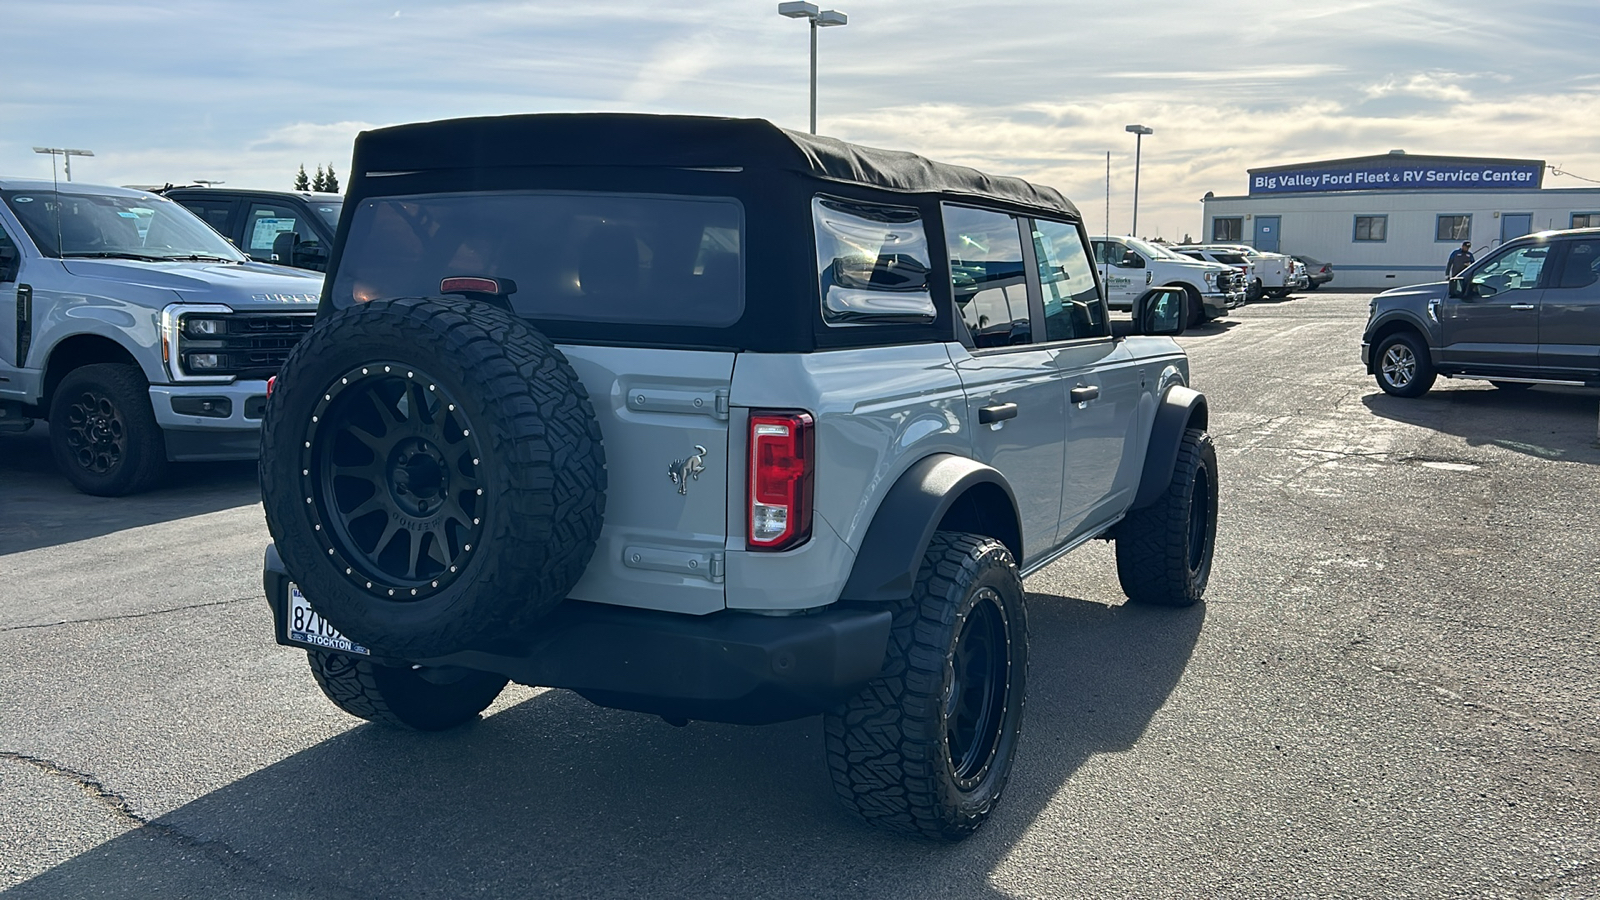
left=300, top=362, right=488, bottom=602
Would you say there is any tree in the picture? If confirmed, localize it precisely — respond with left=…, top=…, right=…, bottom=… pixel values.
left=324, top=164, right=340, bottom=194
left=293, top=164, right=310, bottom=191
left=311, top=165, right=327, bottom=193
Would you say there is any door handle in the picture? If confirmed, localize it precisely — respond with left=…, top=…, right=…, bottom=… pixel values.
left=978, top=402, right=1018, bottom=424
left=1070, top=384, right=1100, bottom=404
left=1509, top=303, right=1536, bottom=310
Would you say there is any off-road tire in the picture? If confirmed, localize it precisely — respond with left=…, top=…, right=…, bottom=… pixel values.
left=1115, top=428, right=1217, bottom=607
left=261, top=296, right=607, bottom=658
left=1374, top=332, right=1436, bottom=398
left=306, top=649, right=508, bottom=731
left=48, top=363, right=168, bottom=496
left=824, top=532, right=1029, bottom=841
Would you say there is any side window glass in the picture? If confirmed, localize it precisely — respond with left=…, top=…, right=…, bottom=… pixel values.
left=1555, top=240, right=1600, bottom=291
left=1032, top=219, right=1108, bottom=342
left=943, top=205, right=1029, bottom=349
left=0, top=221, right=18, bottom=282
left=1470, top=244, right=1548, bottom=298
left=1092, top=240, right=1132, bottom=267
left=245, top=203, right=307, bottom=262
left=179, top=199, right=235, bottom=237
left=813, top=196, right=934, bottom=324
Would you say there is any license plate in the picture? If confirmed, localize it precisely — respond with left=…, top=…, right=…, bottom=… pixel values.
left=286, top=583, right=369, bottom=655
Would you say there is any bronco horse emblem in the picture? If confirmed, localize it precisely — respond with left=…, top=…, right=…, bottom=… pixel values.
left=668, top=445, right=708, bottom=495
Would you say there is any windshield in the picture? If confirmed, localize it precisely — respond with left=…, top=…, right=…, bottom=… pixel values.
left=312, top=200, right=342, bottom=231
left=2, top=190, right=246, bottom=261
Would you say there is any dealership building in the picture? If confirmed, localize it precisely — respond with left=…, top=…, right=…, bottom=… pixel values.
left=1199, top=152, right=1600, bottom=289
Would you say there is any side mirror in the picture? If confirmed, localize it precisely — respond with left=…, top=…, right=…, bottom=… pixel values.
left=292, top=240, right=329, bottom=272
left=0, top=243, right=18, bottom=283
left=270, top=231, right=297, bottom=264
left=1447, top=276, right=1469, bottom=299
left=1122, top=251, right=1145, bottom=269
left=1134, top=287, right=1186, bottom=335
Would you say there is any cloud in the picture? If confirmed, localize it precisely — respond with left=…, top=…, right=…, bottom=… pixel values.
left=621, top=36, right=726, bottom=105
left=1364, top=72, right=1475, bottom=103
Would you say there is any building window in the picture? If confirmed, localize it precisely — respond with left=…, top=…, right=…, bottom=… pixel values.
left=1572, top=213, right=1600, bottom=229
left=1353, top=215, right=1387, bottom=242
left=1212, top=217, right=1243, bottom=242
left=1436, top=215, right=1471, bottom=241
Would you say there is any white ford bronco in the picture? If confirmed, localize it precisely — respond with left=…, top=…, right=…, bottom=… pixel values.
left=259, top=114, right=1218, bottom=840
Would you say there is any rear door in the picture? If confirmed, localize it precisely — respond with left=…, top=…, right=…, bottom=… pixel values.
left=1031, top=218, right=1138, bottom=540
left=945, top=204, right=1068, bottom=564
left=558, top=346, right=734, bottom=615
left=1538, top=238, right=1600, bottom=376
left=1441, top=242, right=1550, bottom=370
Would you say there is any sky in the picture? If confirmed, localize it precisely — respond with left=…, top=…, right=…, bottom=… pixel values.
left=5, top=0, right=1600, bottom=240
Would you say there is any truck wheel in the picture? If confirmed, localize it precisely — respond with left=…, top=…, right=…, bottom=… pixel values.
left=48, top=363, right=168, bottom=496
left=1115, top=428, right=1217, bottom=607
left=306, top=649, right=508, bottom=731
left=1374, top=332, right=1436, bottom=398
left=824, top=532, right=1029, bottom=840
left=261, top=296, right=607, bottom=658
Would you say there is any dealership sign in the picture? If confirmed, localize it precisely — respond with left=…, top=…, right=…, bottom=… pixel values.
left=1249, top=159, right=1544, bottom=194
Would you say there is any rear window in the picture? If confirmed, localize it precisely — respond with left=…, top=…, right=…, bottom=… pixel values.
left=330, top=191, right=743, bottom=327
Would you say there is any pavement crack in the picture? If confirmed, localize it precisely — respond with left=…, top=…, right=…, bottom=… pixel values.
left=0, top=596, right=255, bottom=635
left=0, top=749, right=375, bottom=899
left=0, top=750, right=147, bottom=827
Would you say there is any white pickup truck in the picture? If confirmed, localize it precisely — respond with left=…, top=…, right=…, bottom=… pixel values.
left=1200, top=243, right=1298, bottom=299
left=1091, top=235, right=1244, bottom=326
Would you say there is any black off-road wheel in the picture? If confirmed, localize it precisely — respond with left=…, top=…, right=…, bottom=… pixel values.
left=1115, top=428, right=1217, bottom=607
left=306, top=649, right=508, bottom=731
left=1374, top=332, right=1436, bottom=398
left=824, top=532, right=1029, bottom=841
left=48, top=363, right=169, bottom=496
left=261, top=297, right=607, bottom=658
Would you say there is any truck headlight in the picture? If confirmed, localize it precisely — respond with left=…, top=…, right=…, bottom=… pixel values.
left=185, top=317, right=225, bottom=336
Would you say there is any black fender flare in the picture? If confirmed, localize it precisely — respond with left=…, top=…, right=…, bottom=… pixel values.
left=839, top=454, right=1021, bottom=603
left=1131, top=385, right=1209, bottom=510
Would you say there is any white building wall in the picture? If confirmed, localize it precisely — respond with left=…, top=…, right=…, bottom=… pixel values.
left=1200, top=187, right=1600, bottom=289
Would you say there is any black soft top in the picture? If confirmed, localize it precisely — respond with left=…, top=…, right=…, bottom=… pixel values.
left=352, top=113, right=1079, bottom=219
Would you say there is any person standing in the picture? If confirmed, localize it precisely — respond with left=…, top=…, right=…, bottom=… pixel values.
left=1446, top=240, right=1475, bottom=278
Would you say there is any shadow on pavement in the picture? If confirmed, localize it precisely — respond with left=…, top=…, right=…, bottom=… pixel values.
left=1362, top=384, right=1600, bottom=465
left=2, top=593, right=1204, bottom=899
left=0, top=425, right=261, bottom=556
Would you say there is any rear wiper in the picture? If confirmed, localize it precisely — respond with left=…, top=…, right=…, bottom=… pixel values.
left=61, top=251, right=167, bottom=261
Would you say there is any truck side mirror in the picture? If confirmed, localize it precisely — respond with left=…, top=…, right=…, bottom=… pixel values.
left=292, top=240, right=329, bottom=272
left=1134, top=286, right=1186, bottom=335
left=1122, top=251, right=1145, bottom=269
left=270, top=230, right=296, bottom=264
left=1447, top=276, right=1476, bottom=300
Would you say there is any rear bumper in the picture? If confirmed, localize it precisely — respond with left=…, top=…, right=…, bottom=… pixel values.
left=263, top=545, right=892, bottom=725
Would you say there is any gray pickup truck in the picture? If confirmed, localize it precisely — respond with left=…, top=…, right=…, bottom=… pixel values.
left=1364, top=227, right=1600, bottom=396
left=259, top=114, right=1218, bottom=840
left=0, top=179, right=321, bottom=494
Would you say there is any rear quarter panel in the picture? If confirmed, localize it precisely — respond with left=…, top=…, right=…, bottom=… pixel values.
left=724, top=343, right=970, bottom=611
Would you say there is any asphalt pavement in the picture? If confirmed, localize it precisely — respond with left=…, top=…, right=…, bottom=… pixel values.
left=1, top=292, right=1596, bottom=899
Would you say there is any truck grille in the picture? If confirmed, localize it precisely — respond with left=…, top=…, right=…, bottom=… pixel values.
left=177, top=312, right=315, bottom=379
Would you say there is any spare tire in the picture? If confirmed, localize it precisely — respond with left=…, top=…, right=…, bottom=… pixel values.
left=261, top=296, right=606, bottom=658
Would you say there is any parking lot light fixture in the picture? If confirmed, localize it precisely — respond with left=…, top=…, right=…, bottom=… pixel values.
left=778, top=2, right=848, bottom=135
left=33, top=146, right=94, bottom=182
left=1124, top=125, right=1153, bottom=237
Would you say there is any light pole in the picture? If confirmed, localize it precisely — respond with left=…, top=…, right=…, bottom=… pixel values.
left=33, top=147, right=95, bottom=182
left=1124, top=125, right=1152, bottom=237
left=778, top=2, right=848, bottom=135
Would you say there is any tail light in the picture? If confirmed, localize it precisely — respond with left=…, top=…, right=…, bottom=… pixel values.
left=747, top=411, right=814, bottom=551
